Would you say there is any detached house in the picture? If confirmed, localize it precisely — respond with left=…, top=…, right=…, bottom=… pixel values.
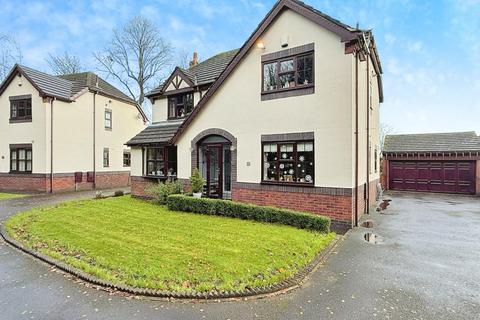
left=0, top=65, right=147, bottom=193
left=127, top=0, right=383, bottom=230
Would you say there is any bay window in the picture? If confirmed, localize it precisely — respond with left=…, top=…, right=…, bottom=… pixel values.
left=262, top=140, right=314, bottom=185
left=145, top=146, right=177, bottom=178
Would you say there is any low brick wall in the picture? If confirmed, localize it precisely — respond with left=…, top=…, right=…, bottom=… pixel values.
left=0, top=171, right=131, bottom=193
left=131, top=176, right=152, bottom=198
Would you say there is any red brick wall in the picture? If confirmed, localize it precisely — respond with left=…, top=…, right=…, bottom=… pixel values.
left=232, top=187, right=353, bottom=223
left=95, top=172, right=130, bottom=189
left=476, top=160, right=480, bottom=196
left=131, top=176, right=152, bottom=198
left=0, top=171, right=130, bottom=193
left=0, top=174, right=47, bottom=192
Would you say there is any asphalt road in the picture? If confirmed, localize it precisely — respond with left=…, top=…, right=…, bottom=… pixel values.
left=0, top=191, right=479, bottom=319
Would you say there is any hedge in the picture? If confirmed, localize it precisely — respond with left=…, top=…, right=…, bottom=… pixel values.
left=166, top=195, right=330, bottom=233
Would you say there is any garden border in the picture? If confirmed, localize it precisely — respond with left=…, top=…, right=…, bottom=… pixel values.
left=0, top=224, right=341, bottom=300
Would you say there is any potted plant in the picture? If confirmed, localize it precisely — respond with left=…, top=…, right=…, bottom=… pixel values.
left=190, top=168, right=205, bottom=198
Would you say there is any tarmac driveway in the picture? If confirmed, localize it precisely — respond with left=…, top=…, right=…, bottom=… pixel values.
left=0, top=191, right=479, bottom=319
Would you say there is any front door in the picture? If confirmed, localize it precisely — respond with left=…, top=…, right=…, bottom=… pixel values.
left=199, top=145, right=223, bottom=198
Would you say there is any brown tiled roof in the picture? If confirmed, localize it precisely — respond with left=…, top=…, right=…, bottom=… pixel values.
left=384, top=132, right=480, bottom=153
left=126, top=120, right=183, bottom=146
left=146, top=49, right=239, bottom=97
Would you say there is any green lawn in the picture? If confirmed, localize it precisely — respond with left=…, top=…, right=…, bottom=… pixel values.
left=5, top=196, right=335, bottom=293
left=0, top=193, right=25, bottom=200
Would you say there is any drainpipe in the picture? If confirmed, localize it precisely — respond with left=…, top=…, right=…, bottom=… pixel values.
left=366, top=55, right=370, bottom=214
left=354, top=50, right=359, bottom=227
left=93, top=91, right=97, bottom=190
left=50, top=97, right=55, bottom=193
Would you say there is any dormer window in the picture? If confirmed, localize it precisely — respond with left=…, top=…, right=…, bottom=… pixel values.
left=168, top=93, right=194, bottom=119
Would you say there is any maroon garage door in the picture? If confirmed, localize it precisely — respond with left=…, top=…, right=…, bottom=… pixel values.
left=389, top=161, right=476, bottom=194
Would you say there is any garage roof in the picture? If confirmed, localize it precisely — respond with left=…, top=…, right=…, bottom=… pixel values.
left=384, top=132, right=480, bottom=153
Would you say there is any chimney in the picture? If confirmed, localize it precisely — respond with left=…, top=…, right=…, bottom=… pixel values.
left=189, top=52, right=198, bottom=68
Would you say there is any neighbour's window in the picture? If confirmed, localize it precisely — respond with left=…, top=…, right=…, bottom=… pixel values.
left=103, top=148, right=109, bottom=167
left=123, top=150, right=131, bottom=167
left=263, top=53, right=314, bottom=92
left=168, top=93, right=193, bottom=119
left=145, top=147, right=177, bottom=177
left=374, top=146, right=378, bottom=173
left=10, top=146, right=32, bottom=173
left=262, top=141, right=314, bottom=184
left=10, top=97, right=32, bottom=121
left=105, top=109, right=112, bottom=129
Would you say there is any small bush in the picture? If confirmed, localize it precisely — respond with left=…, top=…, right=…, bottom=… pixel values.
left=146, top=180, right=183, bottom=204
left=189, top=169, right=205, bottom=193
left=114, top=190, right=125, bottom=197
left=166, top=195, right=330, bottom=233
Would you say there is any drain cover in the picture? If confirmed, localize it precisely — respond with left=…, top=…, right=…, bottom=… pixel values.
left=364, top=233, right=383, bottom=244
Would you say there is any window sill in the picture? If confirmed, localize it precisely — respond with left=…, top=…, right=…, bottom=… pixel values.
left=261, top=84, right=314, bottom=101
left=9, top=118, right=32, bottom=123
left=9, top=171, right=32, bottom=175
left=261, top=180, right=314, bottom=187
left=143, top=175, right=177, bottom=180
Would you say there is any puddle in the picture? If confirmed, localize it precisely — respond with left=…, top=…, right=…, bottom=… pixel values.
left=364, top=233, right=383, bottom=244
left=362, top=220, right=374, bottom=228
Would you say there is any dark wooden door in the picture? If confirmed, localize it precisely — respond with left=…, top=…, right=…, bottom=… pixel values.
left=200, top=145, right=223, bottom=198
left=389, top=161, right=476, bottom=194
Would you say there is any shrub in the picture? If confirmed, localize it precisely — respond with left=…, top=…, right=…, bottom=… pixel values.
left=146, top=180, right=183, bottom=204
left=189, top=169, right=205, bottom=193
left=166, top=195, right=330, bottom=233
left=114, top=190, right=125, bottom=197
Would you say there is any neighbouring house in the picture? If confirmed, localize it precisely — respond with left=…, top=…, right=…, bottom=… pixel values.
left=127, top=0, right=383, bottom=230
left=0, top=64, right=147, bottom=193
left=382, top=132, right=480, bottom=195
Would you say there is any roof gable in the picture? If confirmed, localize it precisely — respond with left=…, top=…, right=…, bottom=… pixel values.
left=0, top=64, right=72, bottom=101
left=171, top=0, right=379, bottom=143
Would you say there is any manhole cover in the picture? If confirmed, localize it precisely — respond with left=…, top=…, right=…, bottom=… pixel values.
left=362, top=220, right=374, bottom=228
left=364, top=233, right=383, bottom=244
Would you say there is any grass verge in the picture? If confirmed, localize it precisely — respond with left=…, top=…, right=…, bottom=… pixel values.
left=0, top=193, right=26, bottom=200
left=5, top=196, right=335, bottom=293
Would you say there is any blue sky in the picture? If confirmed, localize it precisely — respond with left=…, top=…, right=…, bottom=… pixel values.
left=1, top=0, right=479, bottom=134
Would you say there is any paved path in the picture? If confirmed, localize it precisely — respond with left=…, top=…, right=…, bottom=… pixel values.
left=0, top=191, right=479, bottom=319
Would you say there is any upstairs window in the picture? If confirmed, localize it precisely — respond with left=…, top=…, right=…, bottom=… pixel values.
left=168, top=93, right=193, bottom=119
left=262, top=140, right=314, bottom=185
left=262, top=53, right=314, bottom=92
left=10, top=96, right=32, bottom=122
left=10, top=145, right=32, bottom=173
left=105, top=109, right=112, bottom=130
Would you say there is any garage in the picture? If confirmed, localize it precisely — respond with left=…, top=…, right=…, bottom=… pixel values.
left=382, top=132, right=480, bottom=196
left=389, top=160, right=476, bottom=194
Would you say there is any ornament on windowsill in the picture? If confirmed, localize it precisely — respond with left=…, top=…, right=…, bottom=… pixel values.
left=289, top=169, right=294, bottom=174
left=305, top=175, right=312, bottom=182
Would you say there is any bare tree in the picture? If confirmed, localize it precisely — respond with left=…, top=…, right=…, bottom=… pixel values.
left=176, top=49, right=191, bottom=70
left=94, top=16, right=172, bottom=106
left=380, top=123, right=396, bottom=150
left=46, top=52, right=83, bottom=75
left=0, top=34, right=22, bottom=81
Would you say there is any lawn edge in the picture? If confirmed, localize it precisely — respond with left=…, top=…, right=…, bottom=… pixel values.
left=0, top=223, right=340, bottom=301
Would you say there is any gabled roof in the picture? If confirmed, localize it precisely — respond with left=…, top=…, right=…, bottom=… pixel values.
left=146, top=49, right=239, bottom=98
left=0, top=64, right=73, bottom=101
left=126, top=120, right=184, bottom=146
left=171, top=0, right=383, bottom=143
left=58, top=72, right=135, bottom=105
left=384, top=132, right=480, bottom=153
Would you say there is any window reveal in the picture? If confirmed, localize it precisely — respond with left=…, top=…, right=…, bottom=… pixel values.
left=263, top=141, right=314, bottom=184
